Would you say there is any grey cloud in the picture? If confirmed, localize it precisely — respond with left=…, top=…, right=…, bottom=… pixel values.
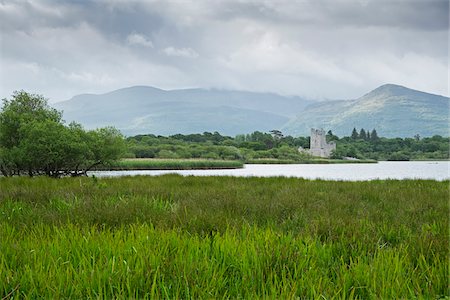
left=321, top=0, right=449, bottom=31
left=163, top=47, right=199, bottom=58
left=191, top=0, right=449, bottom=31
left=127, top=33, right=154, bottom=48
left=0, top=0, right=448, bottom=102
left=0, top=0, right=167, bottom=42
left=3, top=0, right=447, bottom=35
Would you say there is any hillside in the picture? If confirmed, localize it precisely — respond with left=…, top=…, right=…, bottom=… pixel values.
left=283, top=84, right=449, bottom=137
left=54, top=86, right=311, bottom=136
left=54, top=84, right=449, bottom=137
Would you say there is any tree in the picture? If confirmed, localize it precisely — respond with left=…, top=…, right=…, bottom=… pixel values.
left=0, top=91, right=61, bottom=148
left=269, top=130, right=283, bottom=140
left=351, top=128, right=359, bottom=140
left=326, top=130, right=339, bottom=142
left=0, top=91, right=62, bottom=176
left=330, top=148, right=346, bottom=159
left=84, top=127, right=126, bottom=172
left=0, top=91, right=125, bottom=177
left=359, top=128, right=367, bottom=140
left=370, top=129, right=379, bottom=142
left=269, top=130, right=283, bottom=147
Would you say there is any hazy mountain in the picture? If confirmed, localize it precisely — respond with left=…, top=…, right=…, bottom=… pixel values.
left=283, top=84, right=449, bottom=137
left=54, top=86, right=312, bottom=136
left=54, top=84, right=449, bottom=137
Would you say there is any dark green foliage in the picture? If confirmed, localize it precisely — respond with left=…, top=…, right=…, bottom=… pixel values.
left=326, top=130, right=339, bottom=142
left=330, top=128, right=449, bottom=160
left=359, top=128, right=367, bottom=140
left=0, top=91, right=62, bottom=148
left=97, top=159, right=243, bottom=170
left=0, top=176, right=448, bottom=298
left=126, top=130, right=449, bottom=162
left=127, top=131, right=313, bottom=162
left=370, top=129, right=379, bottom=141
left=351, top=127, right=359, bottom=139
left=0, top=92, right=126, bottom=177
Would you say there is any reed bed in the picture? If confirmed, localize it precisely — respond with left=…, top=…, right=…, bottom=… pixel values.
left=97, top=159, right=244, bottom=170
left=245, top=158, right=377, bottom=164
left=0, top=175, right=448, bottom=298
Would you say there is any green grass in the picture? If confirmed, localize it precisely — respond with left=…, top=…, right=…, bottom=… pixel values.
left=246, top=158, right=377, bottom=164
left=0, top=176, right=448, bottom=298
left=96, top=158, right=244, bottom=170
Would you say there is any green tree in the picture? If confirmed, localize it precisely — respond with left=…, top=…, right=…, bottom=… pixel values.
left=269, top=130, right=283, bottom=147
left=19, top=120, right=85, bottom=177
left=0, top=91, right=125, bottom=177
left=370, top=129, right=379, bottom=142
left=84, top=127, right=126, bottom=172
left=351, top=128, right=359, bottom=140
left=0, top=91, right=62, bottom=176
left=359, top=128, right=367, bottom=140
left=0, top=91, right=61, bottom=149
left=326, top=130, right=339, bottom=142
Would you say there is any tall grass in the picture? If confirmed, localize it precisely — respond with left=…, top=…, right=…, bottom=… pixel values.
left=245, top=158, right=377, bottom=164
left=0, top=175, right=448, bottom=298
left=97, top=158, right=243, bottom=170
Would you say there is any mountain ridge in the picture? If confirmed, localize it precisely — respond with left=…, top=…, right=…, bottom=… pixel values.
left=54, top=86, right=310, bottom=136
left=54, top=84, right=449, bottom=137
left=283, top=84, right=449, bottom=137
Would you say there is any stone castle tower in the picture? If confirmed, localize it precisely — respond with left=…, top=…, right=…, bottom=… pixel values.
left=308, top=128, right=336, bottom=158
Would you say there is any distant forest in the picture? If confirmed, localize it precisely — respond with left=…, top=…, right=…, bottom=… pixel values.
left=126, top=129, right=449, bottom=161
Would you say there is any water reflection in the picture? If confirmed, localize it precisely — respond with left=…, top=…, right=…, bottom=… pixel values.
left=89, top=161, right=449, bottom=181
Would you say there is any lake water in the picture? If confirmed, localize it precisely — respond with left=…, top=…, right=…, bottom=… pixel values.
left=89, top=161, right=449, bottom=181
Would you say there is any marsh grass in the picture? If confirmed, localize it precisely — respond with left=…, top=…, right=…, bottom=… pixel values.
left=96, top=158, right=244, bottom=170
left=245, top=158, right=377, bottom=164
left=0, top=175, right=448, bottom=298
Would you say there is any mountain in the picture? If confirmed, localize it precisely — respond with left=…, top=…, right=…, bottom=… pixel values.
left=54, top=84, right=449, bottom=138
left=54, top=86, right=313, bottom=136
left=283, top=84, right=449, bottom=137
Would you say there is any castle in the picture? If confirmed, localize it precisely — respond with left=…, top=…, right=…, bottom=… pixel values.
left=299, top=128, right=336, bottom=158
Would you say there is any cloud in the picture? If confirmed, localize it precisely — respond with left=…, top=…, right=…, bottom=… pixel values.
left=162, top=47, right=199, bottom=58
left=208, top=0, right=449, bottom=31
left=0, top=0, right=448, bottom=101
left=0, top=21, right=190, bottom=101
left=126, top=33, right=154, bottom=48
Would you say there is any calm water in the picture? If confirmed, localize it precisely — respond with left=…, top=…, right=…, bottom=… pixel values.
left=89, top=161, right=449, bottom=181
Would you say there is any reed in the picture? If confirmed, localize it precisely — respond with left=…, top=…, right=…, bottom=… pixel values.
left=96, top=158, right=244, bottom=170
left=245, top=158, right=377, bottom=164
left=0, top=175, right=448, bottom=298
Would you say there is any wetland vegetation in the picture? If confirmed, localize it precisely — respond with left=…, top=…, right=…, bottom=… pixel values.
left=125, top=130, right=449, bottom=163
left=94, top=158, right=244, bottom=170
left=1, top=92, right=448, bottom=176
left=0, top=175, right=448, bottom=298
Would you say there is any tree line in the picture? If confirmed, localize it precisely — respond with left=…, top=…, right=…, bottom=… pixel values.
left=0, top=91, right=125, bottom=177
left=349, top=128, right=379, bottom=141
left=328, top=128, right=448, bottom=160
left=1, top=91, right=448, bottom=178
left=127, top=129, right=449, bottom=161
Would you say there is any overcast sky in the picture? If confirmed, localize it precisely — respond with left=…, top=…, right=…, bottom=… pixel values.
left=0, top=0, right=448, bottom=102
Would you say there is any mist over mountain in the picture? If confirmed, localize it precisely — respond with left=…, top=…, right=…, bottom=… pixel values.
left=54, top=84, right=449, bottom=137
left=54, top=87, right=312, bottom=136
left=283, top=84, right=449, bottom=137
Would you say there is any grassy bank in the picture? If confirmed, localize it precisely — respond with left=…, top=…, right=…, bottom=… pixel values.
left=245, top=158, right=377, bottom=164
left=98, top=158, right=378, bottom=172
left=0, top=176, right=448, bottom=298
left=96, top=158, right=244, bottom=170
